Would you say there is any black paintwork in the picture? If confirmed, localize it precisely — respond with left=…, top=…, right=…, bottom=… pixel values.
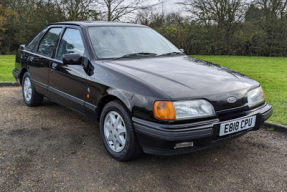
left=13, top=21, right=273, bottom=155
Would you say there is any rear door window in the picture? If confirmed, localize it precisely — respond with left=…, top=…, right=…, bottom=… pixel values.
left=37, top=28, right=62, bottom=57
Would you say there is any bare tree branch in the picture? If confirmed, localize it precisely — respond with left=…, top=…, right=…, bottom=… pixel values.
left=97, top=0, right=159, bottom=21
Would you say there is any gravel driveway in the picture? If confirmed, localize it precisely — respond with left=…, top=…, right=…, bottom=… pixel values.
left=0, top=87, right=286, bottom=191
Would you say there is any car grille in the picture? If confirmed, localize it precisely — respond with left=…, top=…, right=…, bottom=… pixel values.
left=216, top=105, right=249, bottom=120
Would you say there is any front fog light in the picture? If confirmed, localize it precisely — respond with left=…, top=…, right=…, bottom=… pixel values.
left=174, top=142, right=194, bottom=149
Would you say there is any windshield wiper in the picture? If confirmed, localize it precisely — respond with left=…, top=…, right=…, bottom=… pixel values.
left=113, top=52, right=157, bottom=60
left=156, top=52, right=183, bottom=57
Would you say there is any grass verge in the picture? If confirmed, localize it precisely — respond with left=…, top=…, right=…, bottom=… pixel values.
left=0, top=55, right=16, bottom=82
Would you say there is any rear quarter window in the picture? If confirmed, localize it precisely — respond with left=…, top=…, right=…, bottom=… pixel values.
left=26, top=28, right=47, bottom=52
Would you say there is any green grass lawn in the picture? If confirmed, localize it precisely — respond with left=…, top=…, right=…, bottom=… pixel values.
left=0, top=55, right=286, bottom=125
left=0, top=55, right=16, bottom=82
left=192, top=55, right=287, bottom=126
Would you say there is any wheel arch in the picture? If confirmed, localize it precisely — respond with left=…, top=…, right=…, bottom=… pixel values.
left=97, top=88, right=133, bottom=121
left=19, top=68, right=29, bottom=86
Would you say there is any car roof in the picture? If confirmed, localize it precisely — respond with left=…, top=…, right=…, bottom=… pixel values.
left=49, top=21, right=147, bottom=28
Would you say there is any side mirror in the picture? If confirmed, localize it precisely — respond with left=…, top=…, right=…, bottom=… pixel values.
left=63, top=54, right=82, bottom=65
left=20, top=44, right=25, bottom=50
left=180, top=49, right=185, bottom=53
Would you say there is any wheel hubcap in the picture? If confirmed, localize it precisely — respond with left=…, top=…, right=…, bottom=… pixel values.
left=23, top=77, right=32, bottom=102
left=104, top=111, right=127, bottom=152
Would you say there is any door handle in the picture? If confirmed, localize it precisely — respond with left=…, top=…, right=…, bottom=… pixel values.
left=51, top=63, right=58, bottom=73
left=51, top=63, right=58, bottom=69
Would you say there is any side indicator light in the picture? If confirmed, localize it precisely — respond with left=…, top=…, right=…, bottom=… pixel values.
left=261, top=86, right=266, bottom=100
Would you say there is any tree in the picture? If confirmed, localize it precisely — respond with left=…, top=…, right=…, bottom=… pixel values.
left=255, top=0, right=287, bottom=56
left=98, top=0, right=156, bottom=21
left=245, top=4, right=263, bottom=22
left=135, top=7, right=153, bottom=25
left=1, top=0, right=64, bottom=53
left=56, top=0, right=99, bottom=21
left=149, top=13, right=165, bottom=27
left=0, top=3, right=17, bottom=48
left=178, top=0, right=247, bottom=54
left=256, top=0, right=287, bottom=20
left=165, top=13, right=184, bottom=26
left=178, top=0, right=246, bottom=30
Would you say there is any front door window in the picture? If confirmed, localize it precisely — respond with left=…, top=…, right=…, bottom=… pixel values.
left=56, top=28, right=85, bottom=60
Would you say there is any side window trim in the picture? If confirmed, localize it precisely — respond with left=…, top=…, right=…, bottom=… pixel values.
left=54, top=26, right=87, bottom=63
left=54, top=27, right=66, bottom=62
left=35, top=26, right=63, bottom=58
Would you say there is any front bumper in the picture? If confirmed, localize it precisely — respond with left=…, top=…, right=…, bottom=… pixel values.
left=133, top=103, right=273, bottom=156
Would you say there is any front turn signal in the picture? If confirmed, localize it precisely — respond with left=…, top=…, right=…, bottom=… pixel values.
left=154, top=101, right=176, bottom=120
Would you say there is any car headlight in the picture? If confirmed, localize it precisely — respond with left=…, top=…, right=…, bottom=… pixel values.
left=247, top=86, right=266, bottom=108
left=154, top=100, right=215, bottom=120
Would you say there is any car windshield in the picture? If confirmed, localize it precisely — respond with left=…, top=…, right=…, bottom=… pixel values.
left=88, top=26, right=181, bottom=59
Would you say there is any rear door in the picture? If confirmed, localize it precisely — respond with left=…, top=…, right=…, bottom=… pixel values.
left=28, top=27, right=62, bottom=96
left=49, top=26, right=87, bottom=113
left=17, top=28, right=46, bottom=90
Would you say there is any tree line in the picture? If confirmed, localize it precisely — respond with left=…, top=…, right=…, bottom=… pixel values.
left=1, top=0, right=287, bottom=57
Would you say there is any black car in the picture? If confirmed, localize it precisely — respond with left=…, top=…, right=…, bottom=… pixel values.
left=12, top=21, right=273, bottom=161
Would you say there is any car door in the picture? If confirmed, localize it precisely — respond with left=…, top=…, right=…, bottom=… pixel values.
left=28, top=27, right=62, bottom=96
left=49, top=26, right=87, bottom=113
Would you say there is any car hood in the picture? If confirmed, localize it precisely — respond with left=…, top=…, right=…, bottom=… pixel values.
left=103, top=56, right=259, bottom=110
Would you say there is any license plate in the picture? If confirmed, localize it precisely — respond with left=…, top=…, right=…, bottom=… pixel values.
left=219, top=116, right=256, bottom=136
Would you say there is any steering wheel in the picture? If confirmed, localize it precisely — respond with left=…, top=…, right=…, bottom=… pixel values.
left=96, top=49, right=114, bottom=56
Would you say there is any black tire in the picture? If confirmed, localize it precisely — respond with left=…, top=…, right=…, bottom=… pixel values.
left=22, top=72, right=43, bottom=107
left=100, top=100, right=143, bottom=161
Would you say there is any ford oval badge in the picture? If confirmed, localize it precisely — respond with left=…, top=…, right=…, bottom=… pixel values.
left=227, top=97, right=237, bottom=103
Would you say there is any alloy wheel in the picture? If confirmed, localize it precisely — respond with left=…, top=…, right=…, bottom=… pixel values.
left=104, top=111, right=127, bottom=152
left=23, top=77, right=32, bottom=102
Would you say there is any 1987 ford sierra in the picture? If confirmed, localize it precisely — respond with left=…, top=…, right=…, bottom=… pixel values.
left=12, top=21, right=273, bottom=161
